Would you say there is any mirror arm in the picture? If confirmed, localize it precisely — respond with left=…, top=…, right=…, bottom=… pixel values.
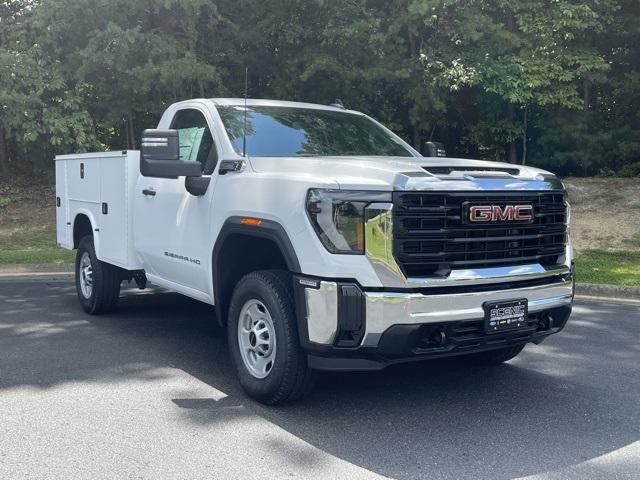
left=185, top=176, right=211, bottom=196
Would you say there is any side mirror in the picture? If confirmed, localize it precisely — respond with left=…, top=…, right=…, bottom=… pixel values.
left=140, top=129, right=202, bottom=178
left=421, top=141, right=447, bottom=158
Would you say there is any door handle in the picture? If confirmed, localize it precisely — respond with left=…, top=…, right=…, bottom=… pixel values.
left=142, top=188, right=156, bottom=196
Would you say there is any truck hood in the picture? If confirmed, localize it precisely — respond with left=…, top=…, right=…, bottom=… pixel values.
left=249, top=156, right=564, bottom=192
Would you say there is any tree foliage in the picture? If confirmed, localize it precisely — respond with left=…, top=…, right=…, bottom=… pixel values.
left=0, top=0, right=638, bottom=176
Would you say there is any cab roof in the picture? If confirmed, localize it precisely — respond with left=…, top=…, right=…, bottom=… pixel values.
left=209, top=98, right=358, bottom=113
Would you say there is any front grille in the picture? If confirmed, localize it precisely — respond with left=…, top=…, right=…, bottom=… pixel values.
left=392, top=191, right=567, bottom=277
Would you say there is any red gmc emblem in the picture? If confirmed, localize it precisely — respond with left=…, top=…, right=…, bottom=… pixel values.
left=468, top=204, right=533, bottom=222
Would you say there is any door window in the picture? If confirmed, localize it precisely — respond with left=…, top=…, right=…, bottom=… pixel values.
left=170, top=109, right=217, bottom=173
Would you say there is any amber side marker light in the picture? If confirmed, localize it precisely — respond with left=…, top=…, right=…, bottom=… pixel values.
left=240, top=217, right=262, bottom=226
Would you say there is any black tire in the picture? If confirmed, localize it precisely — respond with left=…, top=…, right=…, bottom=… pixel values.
left=464, top=344, right=526, bottom=365
left=227, top=270, right=317, bottom=404
left=75, top=236, right=121, bottom=315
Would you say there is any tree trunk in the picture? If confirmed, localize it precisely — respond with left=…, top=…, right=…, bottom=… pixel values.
left=407, top=28, right=417, bottom=58
left=0, top=126, right=8, bottom=175
left=521, top=106, right=528, bottom=165
left=128, top=113, right=136, bottom=150
left=584, top=82, right=590, bottom=110
left=504, top=12, right=520, bottom=164
left=413, top=126, right=421, bottom=151
left=505, top=11, right=516, bottom=32
left=507, top=103, right=518, bottom=164
left=406, top=27, right=421, bottom=152
left=508, top=142, right=517, bottom=164
left=123, top=118, right=129, bottom=150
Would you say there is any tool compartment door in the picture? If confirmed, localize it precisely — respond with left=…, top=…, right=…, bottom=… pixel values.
left=98, top=153, right=129, bottom=268
left=54, top=160, right=70, bottom=248
left=65, top=157, right=101, bottom=204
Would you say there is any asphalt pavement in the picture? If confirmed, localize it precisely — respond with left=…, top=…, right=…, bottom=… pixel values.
left=0, top=276, right=638, bottom=479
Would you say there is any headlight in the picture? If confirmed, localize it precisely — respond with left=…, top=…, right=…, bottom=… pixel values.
left=306, top=189, right=391, bottom=254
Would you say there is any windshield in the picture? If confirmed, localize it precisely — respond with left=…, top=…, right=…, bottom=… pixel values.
left=217, top=105, right=414, bottom=157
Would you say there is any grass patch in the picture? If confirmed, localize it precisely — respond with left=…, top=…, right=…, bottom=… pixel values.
left=575, top=250, right=640, bottom=287
left=0, top=229, right=74, bottom=265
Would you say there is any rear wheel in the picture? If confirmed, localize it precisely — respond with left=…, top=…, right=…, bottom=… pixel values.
left=75, top=236, right=121, bottom=314
left=227, top=270, right=317, bottom=404
left=464, top=344, right=525, bottom=365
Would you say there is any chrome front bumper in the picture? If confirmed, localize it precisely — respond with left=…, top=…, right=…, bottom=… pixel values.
left=300, top=276, right=574, bottom=348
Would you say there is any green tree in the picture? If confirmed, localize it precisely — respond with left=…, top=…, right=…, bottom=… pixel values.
left=0, top=0, right=638, bottom=176
left=418, top=0, right=614, bottom=164
left=0, top=1, right=99, bottom=174
left=33, top=0, right=226, bottom=150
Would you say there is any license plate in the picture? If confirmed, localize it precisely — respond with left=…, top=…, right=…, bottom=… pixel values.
left=484, top=299, right=528, bottom=333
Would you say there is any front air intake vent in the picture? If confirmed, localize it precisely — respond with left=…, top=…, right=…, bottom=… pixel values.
left=423, top=166, right=520, bottom=176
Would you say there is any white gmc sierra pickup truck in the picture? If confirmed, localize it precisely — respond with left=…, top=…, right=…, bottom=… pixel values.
left=55, top=98, right=574, bottom=404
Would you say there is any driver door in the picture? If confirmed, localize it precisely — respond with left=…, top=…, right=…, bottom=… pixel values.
left=134, top=107, right=218, bottom=298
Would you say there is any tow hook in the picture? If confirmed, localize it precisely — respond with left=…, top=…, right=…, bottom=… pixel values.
left=539, top=313, right=554, bottom=331
left=430, top=327, right=447, bottom=346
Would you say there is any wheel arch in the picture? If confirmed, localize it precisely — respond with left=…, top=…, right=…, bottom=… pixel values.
left=72, top=210, right=99, bottom=253
left=212, top=217, right=301, bottom=327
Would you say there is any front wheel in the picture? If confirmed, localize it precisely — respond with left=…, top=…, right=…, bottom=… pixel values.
left=227, top=270, right=317, bottom=404
left=75, top=236, right=121, bottom=314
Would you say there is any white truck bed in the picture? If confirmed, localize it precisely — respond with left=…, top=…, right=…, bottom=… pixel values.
left=55, top=151, right=142, bottom=270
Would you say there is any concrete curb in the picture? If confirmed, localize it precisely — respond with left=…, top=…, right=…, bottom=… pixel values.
left=0, top=263, right=74, bottom=275
left=575, top=283, right=640, bottom=301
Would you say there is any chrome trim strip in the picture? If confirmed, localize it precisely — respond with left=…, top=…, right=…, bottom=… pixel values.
left=304, top=281, right=338, bottom=345
left=406, top=264, right=571, bottom=287
left=362, top=279, right=573, bottom=346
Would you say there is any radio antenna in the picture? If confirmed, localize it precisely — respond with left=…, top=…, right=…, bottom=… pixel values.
left=242, top=67, right=248, bottom=157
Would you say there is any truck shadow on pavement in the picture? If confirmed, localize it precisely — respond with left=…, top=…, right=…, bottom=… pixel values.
left=0, top=279, right=638, bottom=480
